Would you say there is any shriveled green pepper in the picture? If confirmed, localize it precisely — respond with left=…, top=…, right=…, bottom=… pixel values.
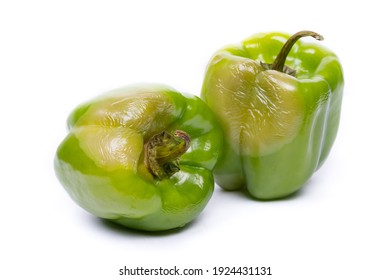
left=201, top=31, right=344, bottom=199
left=55, top=84, right=222, bottom=231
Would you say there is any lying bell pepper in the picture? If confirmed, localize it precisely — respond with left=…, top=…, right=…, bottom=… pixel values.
left=55, top=84, right=222, bottom=231
left=201, top=31, right=344, bottom=199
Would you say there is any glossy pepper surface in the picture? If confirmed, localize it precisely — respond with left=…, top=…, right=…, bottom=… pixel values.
left=201, top=31, right=344, bottom=199
left=55, top=84, right=222, bottom=231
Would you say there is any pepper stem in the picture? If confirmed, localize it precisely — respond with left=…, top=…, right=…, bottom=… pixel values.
left=144, top=130, right=190, bottom=180
left=271, top=31, right=324, bottom=73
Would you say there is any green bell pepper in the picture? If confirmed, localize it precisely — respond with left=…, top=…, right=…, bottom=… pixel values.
left=55, top=84, right=222, bottom=231
left=201, top=31, right=344, bottom=199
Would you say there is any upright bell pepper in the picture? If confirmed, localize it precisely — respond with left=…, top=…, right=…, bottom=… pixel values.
left=201, top=31, right=344, bottom=199
left=55, top=84, right=222, bottom=231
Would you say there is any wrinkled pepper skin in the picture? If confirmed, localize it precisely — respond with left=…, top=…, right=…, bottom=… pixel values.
left=55, top=84, right=222, bottom=231
left=201, top=31, right=343, bottom=199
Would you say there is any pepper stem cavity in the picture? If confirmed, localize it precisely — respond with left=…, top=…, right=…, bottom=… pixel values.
left=271, top=30, right=324, bottom=74
left=144, top=130, right=191, bottom=180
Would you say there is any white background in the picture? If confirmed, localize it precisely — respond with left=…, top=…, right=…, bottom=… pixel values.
left=1, top=0, right=389, bottom=279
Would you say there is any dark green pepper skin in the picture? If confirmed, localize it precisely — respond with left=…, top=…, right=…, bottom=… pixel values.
left=201, top=31, right=344, bottom=199
left=55, top=84, right=222, bottom=231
